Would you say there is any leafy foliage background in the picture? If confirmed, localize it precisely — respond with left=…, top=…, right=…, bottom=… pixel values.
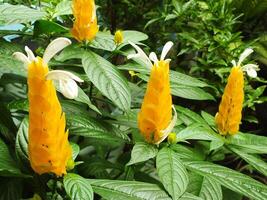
left=0, top=0, right=267, bottom=199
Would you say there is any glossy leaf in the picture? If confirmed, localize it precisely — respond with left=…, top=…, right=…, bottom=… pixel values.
left=185, top=161, right=267, bottom=200
left=0, top=3, right=45, bottom=25
left=89, top=179, right=172, bottom=200
left=82, top=51, right=131, bottom=111
left=64, top=173, right=94, bottom=200
left=156, top=147, right=189, bottom=199
left=127, top=142, right=158, bottom=165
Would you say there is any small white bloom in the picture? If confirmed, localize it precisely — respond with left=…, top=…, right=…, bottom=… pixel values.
left=43, top=37, right=71, bottom=64
left=46, top=70, right=84, bottom=99
left=127, top=41, right=153, bottom=69
left=160, top=41, right=173, bottom=61
left=155, top=106, right=177, bottom=145
left=231, top=48, right=259, bottom=78
left=242, top=64, right=259, bottom=78
left=237, top=48, right=253, bottom=66
left=13, top=37, right=84, bottom=99
left=127, top=41, right=173, bottom=69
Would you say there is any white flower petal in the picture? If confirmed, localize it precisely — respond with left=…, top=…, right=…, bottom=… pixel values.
left=155, top=105, right=177, bottom=145
left=238, top=48, right=253, bottom=66
left=59, top=79, right=79, bottom=99
left=46, top=70, right=83, bottom=82
left=149, top=52, right=158, bottom=64
left=43, top=37, right=72, bottom=64
left=242, top=64, right=259, bottom=78
left=231, top=60, right=237, bottom=67
left=13, top=52, right=30, bottom=65
left=247, top=69, right=257, bottom=78
left=127, top=41, right=152, bottom=68
left=127, top=54, right=140, bottom=60
left=25, top=46, right=36, bottom=62
left=160, top=41, right=173, bottom=61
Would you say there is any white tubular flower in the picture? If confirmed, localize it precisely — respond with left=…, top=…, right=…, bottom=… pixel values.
left=232, top=48, right=260, bottom=78
left=156, top=106, right=177, bottom=145
left=46, top=70, right=84, bottom=99
left=127, top=41, right=173, bottom=68
left=13, top=37, right=84, bottom=99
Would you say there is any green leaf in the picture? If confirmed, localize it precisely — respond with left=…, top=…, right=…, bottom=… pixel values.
left=52, top=0, right=72, bottom=18
left=90, top=32, right=116, bottom=51
left=175, top=105, right=207, bottom=125
left=0, top=3, right=45, bottom=25
left=156, top=147, right=189, bottom=199
left=170, top=144, right=204, bottom=161
left=227, top=132, right=267, bottom=154
left=187, top=173, right=222, bottom=200
left=70, top=143, right=79, bottom=160
left=15, top=118, right=29, bottom=165
left=33, top=20, right=68, bottom=37
left=229, top=146, right=267, bottom=177
left=0, top=138, right=25, bottom=177
left=199, top=177, right=222, bottom=200
left=179, top=193, right=204, bottom=200
left=82, top=51, right=131, bottom=111
left=75, top=86, right=101, bottom=114
left=184, top=161, right=267, bottom=200
left=67, top=114, right=130, bottom=143
left=78, top=158, right=122, bottom=178
left=176, top=124, right=223, bottom=142
left=201, top=111, right=216, bottom=127
left=56, top=45, right=85, bottom=62
left=171, top=85, right=214, bottom=100
left=0, top=40, right=26, bottom=78
left=127, top=142, right=158, bottom=165
left=118, top=63, right=211, bottom=89
left=64, top=173, right=93, bottom=200
left=88, top=179, right=172, bottom=200
left=170, top=71, right=209, bottom=88
left=0, top=178, right=22, bottom=200
left=118, top=31, right=148, bottom=49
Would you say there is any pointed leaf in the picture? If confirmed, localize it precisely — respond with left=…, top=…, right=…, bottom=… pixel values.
left=64, top=173, right=93, bottom=200
left=127, top=142, right=158, bottom=165
left=89, top=179, right=171, bottom=200
left=82, top=51, right=131, bottom=111
left=156, top=147, right=189, bottom=199
left=184, top=161, right=267, bottom=200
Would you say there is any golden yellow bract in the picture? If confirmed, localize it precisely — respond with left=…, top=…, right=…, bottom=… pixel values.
left=71, top=0, right=98, bottom=42
left=215, top=66, right=244, bottom=135
left=28, top=57, right=72, bottom=176
left=138, top=60, right=172, bottom=143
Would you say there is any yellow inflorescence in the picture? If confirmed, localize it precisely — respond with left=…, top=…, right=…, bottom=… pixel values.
left=215, top=66, right=244, bottom=135
left=71, top=0, right=98, bottom=42
left=114, top=30, right=123, bottom=45
left=138, top=60, right=172, bottom=143
left=28, top=57, right=72, bottom=176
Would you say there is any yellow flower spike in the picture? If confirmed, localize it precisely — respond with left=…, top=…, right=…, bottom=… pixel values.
left=215, top=48, right=259, bottom=135
left=128, top=41, right=177, bottom=144
left=13, top=38, right=83, bottom=176
left=71, top=0, right=98, bottom=42
left=114, top=30, right=123, bottom=45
